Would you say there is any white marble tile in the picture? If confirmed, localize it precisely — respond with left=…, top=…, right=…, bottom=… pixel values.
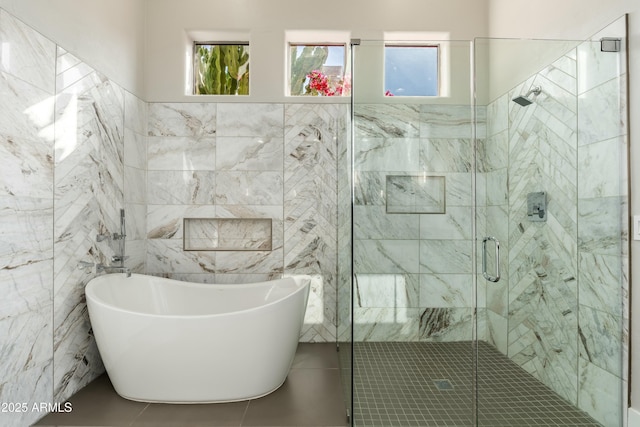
left=420, top=105, right=473, bottom=138
left=0, top=361, right=53, bottom=427
left=147, top=204, right=217, bottom=240
left=354, top=104, right=420, bottom=138
left=0, top=9, right=56, bottom=93
left=578, top=77, right=626, bottom=146
left=486, top=310, right=508, bottom=354
left=419, top=240, right=473, bottom=274
left=216, top=136, right=283, bottom=171
left=418, top=138, right=472, bottom=172
left=215, top=171, right=282, bottom=205
left=354, top=239, right=419, bottom=274
left=578, top=136, right=626, bottom=198
left=148, top=102, right=216, bottom=137
left=579, top=252, right=623, bottom=316
left=146, top=239, right=216, bottom=274
left=442, top=173, right=473, bottom=207
left=147, top=136, right=215, bottom=171
left=354, top=137, right=419, bottom=172
left=353, top=307, right=420, bottom=341
left=215, top=248, right=284, bottom=275
left=386, top=175, right=445, bottom=214
left=147, top=170, right=215, bottom=205
left=577, top=40, right=622, bottom=95
left=418, top=307, right=474, bottom=341
left=482, top=131, right=508, bottom=172
left=355, top=273, right=419, bottom=308
left=353, top=206, right=419, bottom=239
left=124, top=128, right=146, bottom=169
left=419, top=274, right=473, bottom=307
left=214, top=273, right=281, bottom=284
left=419, top=206, right=473, bottom=240
left=353, top=171, right=387, bottom=206
left=0, top=303, right=52, bottom=382
left=124, top=166, right=146, bottom=204
left=124, top=91, right=147, bottom=135
left=56, top=47, right=81, bottom=75
left=578, top=196, right=624, bottom=256
left=55, top=51, right=94, bottom=92
left=487, top=94, right=508, bottom=137
left=124, top=202, right=146, bottom=241
left=0, top=258, right=52, bottom=319
left=217, top=103, right=283, bottom=137
left=579, top=305, right=623, bottom=378
left=0, top=134, right=53, bottom=200
left=538, top=52, right=578, bottom=97
left=578, top=358, right=623, bottom=427
left=216, top=204, right=284, bottom=247
left=0, top=70, right=54, bottom=143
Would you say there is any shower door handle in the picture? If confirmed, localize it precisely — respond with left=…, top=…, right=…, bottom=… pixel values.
left=482, top=236, right=500, bottom=283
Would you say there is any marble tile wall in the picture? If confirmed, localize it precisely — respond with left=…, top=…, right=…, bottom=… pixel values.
left=0, top=8, right=145, bottom=426
left=0, top=8, right=56, bottom=427
left=145, top=102, right=346, bottom=342
left=352, top=104, right=480, bottom=342
left=485, top=40, right=628, bottom=426
left=575, top=39, right=627, bottom=427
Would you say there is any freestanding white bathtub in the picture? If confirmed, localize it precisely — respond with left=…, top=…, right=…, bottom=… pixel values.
left=85, top=273, right=311, bottom=403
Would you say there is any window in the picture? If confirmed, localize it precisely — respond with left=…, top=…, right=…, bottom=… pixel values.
left=289, top=44, right=349, bottom=96
left=384, top=45, right=438, bottom=96
left=193, top=42, right=250, bottom=95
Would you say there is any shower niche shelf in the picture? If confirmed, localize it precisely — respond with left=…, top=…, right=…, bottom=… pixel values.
left=385, top=175, right=446, bottom=214
left=183, top=218, right=272, bottom=251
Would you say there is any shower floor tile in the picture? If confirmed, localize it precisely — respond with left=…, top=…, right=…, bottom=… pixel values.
left=352, top=341, right=603, bottom=427
left=33, top=343, right=348, bottom=427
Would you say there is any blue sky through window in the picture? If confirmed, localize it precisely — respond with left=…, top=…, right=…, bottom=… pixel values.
left=384, top=46, right=438, bottom=96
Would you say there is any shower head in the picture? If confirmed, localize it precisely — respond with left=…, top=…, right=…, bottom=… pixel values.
left=512, top=86, right=541, bottom=106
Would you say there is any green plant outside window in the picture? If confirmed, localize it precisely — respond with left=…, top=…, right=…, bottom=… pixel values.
left=289, top=44, right=349, bottom=96
left=194, top=43, right=250, bottom=95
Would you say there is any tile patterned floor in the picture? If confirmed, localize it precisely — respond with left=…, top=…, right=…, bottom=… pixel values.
left=352, top=341, right=603, bottom=427
left=33, top=343, right=348, bottom=427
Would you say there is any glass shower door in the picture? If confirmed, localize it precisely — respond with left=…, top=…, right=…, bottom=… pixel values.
left=475, top=19, right=628, bottom=426
left=350, top=39, right=477, bottom=427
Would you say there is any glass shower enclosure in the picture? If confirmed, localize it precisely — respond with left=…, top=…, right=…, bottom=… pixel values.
left=340, top=15, right=628, bottom=427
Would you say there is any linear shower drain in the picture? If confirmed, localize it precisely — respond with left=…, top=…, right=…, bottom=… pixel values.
left=433, top=379, right=454, bottom=390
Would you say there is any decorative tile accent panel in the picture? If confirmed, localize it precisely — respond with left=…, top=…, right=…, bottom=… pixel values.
left=385, top=175, right=445, bottom=214
left=53, top=48, right=127, bottom=402
left=284, top=103, right=344, bottom=342
left=183, top=217, right=272, bottom=251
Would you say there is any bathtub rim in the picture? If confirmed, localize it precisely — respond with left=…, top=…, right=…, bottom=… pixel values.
left=85, top=273, right=311, bottom=319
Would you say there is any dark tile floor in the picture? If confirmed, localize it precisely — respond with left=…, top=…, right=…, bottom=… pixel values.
left=33, top=343, right=348, bottom=427
left=352, top=341, right=604, bottom=427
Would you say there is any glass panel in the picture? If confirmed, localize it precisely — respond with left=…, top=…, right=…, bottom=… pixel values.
left=384, top=45, right=438, bottom=96
left=193, top=43, right=249, bottom=95
left=350, top=39, right=475, bottom=427
left=475, top=25, right=627, bottom=426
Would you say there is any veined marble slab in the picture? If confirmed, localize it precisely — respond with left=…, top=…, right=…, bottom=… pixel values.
left=355, top=273, right=419, bottom=308
left=216, top=136, right=282, bottom=171
left=354, top=104, right=420, bottom=138
left=147, top=170, right=215, bottom=205
left=148, top=136, right=215, bottom=171
left=216, top=103, right=283, bottom=137
left=148, top=103, right=216, bottom=138
left=0, top=9, right=56, bottom=93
